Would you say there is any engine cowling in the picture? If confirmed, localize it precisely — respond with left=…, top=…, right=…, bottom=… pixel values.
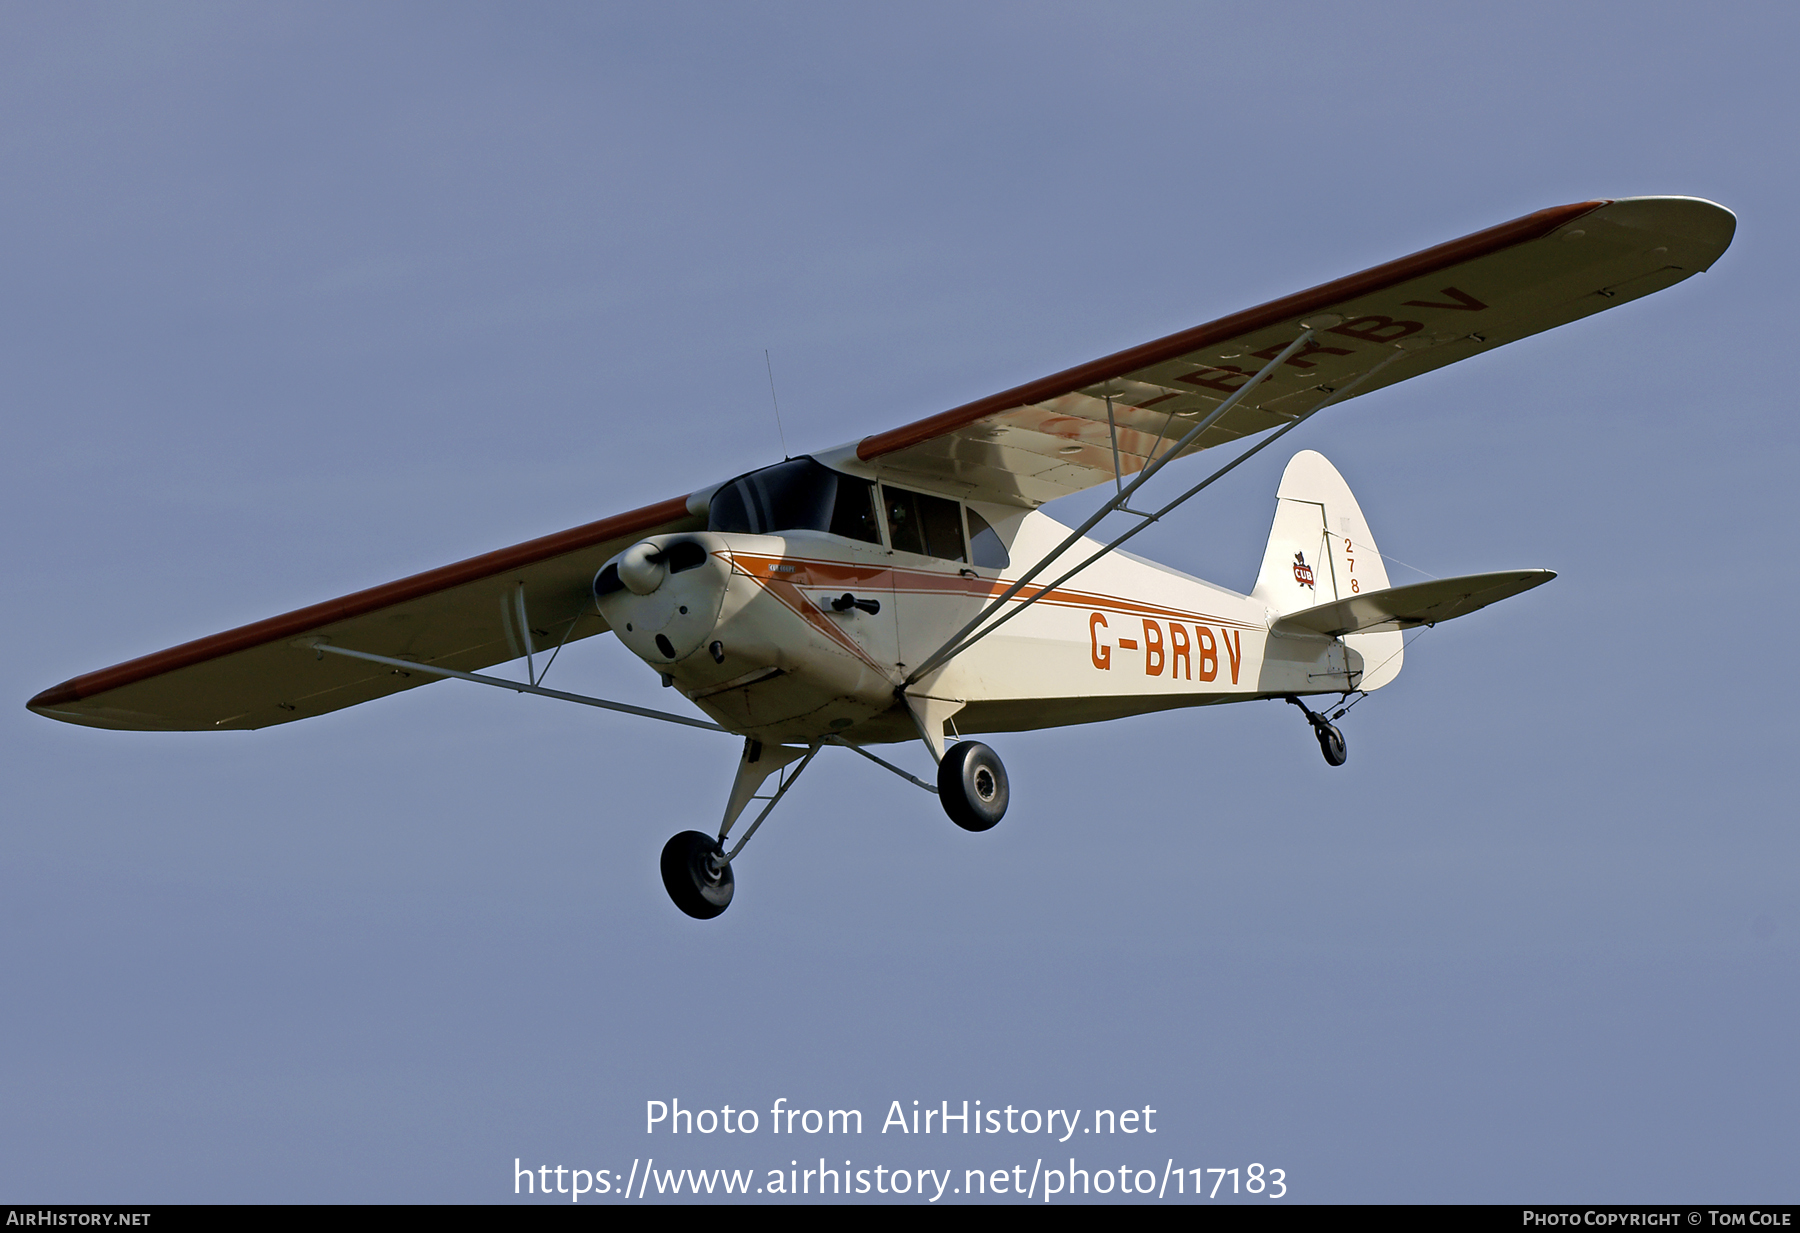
left=595, top=535, right=731, bottom=667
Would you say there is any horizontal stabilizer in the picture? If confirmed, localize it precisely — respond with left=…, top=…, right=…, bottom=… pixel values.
left=1270, top=569, right=1555, bottom=638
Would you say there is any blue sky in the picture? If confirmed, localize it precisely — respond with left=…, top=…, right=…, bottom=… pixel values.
left=3, top=2, right=1794, bottom=1203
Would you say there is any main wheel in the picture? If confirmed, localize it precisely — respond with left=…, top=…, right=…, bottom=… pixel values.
left=937, top=741, right=1009, bottom=832
left=660, top=830, right=735, bottom=919
left=1316, top=723, right=1347, bottom=767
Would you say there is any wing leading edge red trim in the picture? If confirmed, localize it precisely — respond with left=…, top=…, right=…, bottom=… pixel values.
left=855, top=200, right=1609, bottom=461
left=28, top=495, right=694, bottom=711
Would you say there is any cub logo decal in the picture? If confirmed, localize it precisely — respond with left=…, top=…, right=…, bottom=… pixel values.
left=1293, top=551, right=1315, bottom=589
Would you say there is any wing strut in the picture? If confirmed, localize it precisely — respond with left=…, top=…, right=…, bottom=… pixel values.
left=904, top=344, right=1410, bottom=686
left=514, top=582, right=587, bottom=687
left=904, top=328, right=1325, bottom=685
left=1105, top=394, right=1125, bottom=497
left=514, top=582, right=538, bottom=685
left=1104, top=393, right=1161, bottom=518
left=297, top=639, right=728, bottom=733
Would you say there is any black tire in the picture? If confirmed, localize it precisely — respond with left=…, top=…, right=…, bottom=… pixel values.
left=660, top=830, right=734, bottom=919
left=1317, top=723, right=1347, bottom=767
left=937, top=740, right=1009, bottom=832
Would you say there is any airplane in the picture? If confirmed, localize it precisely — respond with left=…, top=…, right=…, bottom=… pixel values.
left=27, top=196, right=1735, bottom=919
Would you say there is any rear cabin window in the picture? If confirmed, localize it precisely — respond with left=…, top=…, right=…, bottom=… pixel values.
left=882, top=484, right=966, bottom=562
left=966, top=508, right=1010, bottom=569
left=707, top=458, right=880, bottom=545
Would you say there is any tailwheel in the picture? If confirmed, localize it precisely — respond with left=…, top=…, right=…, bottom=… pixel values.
left=1286, top=695, right=1349, bottom=767
left=660, top=830, right=735, bottom=919
left=938, top=740, right=1009, bottom=832
left=1315, top=722, right=1347, bottom=767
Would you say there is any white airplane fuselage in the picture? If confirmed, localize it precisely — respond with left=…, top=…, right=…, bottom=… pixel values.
left=596, top=508, right=1375, bottom=748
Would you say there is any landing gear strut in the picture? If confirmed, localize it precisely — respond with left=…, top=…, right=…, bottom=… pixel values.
left=1286, top=696, right=1348, bottom=767
left=660, top=739, right=820, bottom=920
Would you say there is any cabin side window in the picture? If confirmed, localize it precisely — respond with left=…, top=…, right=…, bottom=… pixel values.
left=706, top=458, right=880, bottom=545
left=826, top=474, right=881, bottom=544
left=880, top=484, right=966, bottom=562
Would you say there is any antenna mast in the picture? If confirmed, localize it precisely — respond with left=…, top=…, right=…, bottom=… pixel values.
left=764, top=350, right=790, bottom=460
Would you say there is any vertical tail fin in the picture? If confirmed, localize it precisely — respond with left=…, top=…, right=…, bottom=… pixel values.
left=1252, top=450, right=1404, bottom=690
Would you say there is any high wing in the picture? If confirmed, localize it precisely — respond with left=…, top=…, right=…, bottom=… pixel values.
left=28, top=196, right=1732, bottom=733
left=29, top=498, right=701, bottom=731
left=853, top=197, right=1734, bottom=505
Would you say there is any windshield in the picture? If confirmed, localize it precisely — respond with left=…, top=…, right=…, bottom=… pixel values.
left=707, top=458, right=881, bottom=544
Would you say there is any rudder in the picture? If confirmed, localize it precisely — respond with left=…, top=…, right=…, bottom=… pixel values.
left=1251, top=450, right=1404, bottom=690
